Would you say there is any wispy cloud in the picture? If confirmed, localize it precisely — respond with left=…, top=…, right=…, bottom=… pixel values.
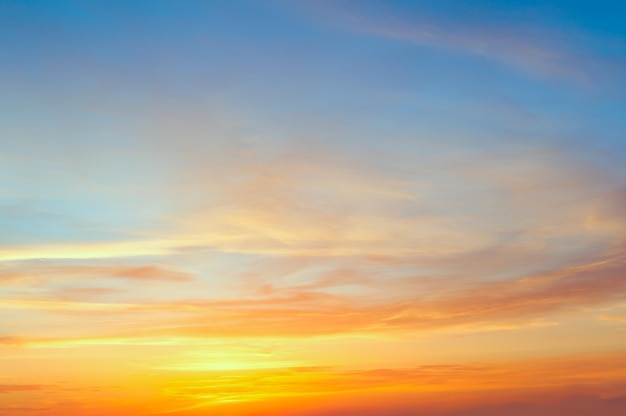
left=0, top=384, right=50, bottom=393
left=5, top=248, right=624, bottom=341
left=4, top=262, right=193, bottom=282
left=301, top=0, right=623, bottom=83
left=2, top=142, right=625, bottom=342
left=0, top=240, right=177, bottom=262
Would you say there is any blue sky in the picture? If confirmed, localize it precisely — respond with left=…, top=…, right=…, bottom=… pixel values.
left=2, top=0, right=625, bottom=271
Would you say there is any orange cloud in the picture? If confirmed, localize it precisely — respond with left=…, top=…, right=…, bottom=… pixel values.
left=0, top=262, right=194, bottom=287
left=0, top=384, right=49, bottom=393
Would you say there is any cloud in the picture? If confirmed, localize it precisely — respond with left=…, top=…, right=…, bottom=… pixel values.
left=9, top=247, right=619, bottom=341
left=3, top=230, right=625, bottom=341
left=300, top=0, right=623, bottom=83
left=146, top=247, right=626, bottom=337
left=111, top=266, right=192, bottom=281
left=0, top=240, right=176, bottom=262
left=439, top=395, right=626, bottom=416
left=0, top=299, right=142, bottom=312
left=159, top=146, right=620, bottom=263
left=285, top=394, right=626, bottom=416
left=0, top=269, right=28, bottom=286
left=0, top=385, right=49, bottom=393
left=599, top=314, right=626, bottom=323
left=0, top=262, right=194, bottom=287
left=49, top=286, right=123, bottom=301
left=0, top=336, right=25, bottom=346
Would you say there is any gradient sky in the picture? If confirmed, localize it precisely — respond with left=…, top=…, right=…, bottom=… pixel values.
left=2, top=1, right=626, bottom=415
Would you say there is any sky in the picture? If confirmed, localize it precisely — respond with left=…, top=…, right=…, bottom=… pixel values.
left=1, top=0, right=626, bottom=415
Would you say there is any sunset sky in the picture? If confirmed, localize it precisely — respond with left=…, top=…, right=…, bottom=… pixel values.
left=2, top=1, right=626, bottom=415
